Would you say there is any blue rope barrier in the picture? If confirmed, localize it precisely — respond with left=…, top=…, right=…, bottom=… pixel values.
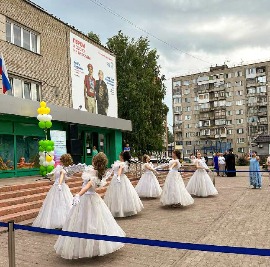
left=1, top=222, right=270, bottom=256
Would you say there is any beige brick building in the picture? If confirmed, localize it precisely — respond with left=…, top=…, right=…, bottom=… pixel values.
left=172, top=63, right=270, bottom=156
left=0, top=0, right=131, bottom=178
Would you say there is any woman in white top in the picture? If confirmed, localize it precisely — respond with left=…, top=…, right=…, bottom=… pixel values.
left=218, top=153, right=226, bottom=177
left=160, top=150, right=194, bottom=207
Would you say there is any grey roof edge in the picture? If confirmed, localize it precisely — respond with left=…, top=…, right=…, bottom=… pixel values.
left=0, top=95, right=132, bottom=131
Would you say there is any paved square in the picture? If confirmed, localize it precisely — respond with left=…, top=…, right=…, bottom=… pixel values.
left=1, top=168, right=270, bottom=267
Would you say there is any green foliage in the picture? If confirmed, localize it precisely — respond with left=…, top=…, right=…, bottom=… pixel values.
left=107, top=31, right=168, bottom=155
left=168, top=130, right=174, bottom=144
left=87, top=31, right=101, bottom=44
left=237, top=155, right=249, bottom=166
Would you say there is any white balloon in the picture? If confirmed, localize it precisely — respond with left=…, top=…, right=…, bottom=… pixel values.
left=47, top=115, right=52, bottom=121
left=48, top=160, right=55, bottom=166
left=43, top=162, right=49, bottom=167
left=49, top=151, right=54, bottom=155
left=39, top=161, right=43, bottom=165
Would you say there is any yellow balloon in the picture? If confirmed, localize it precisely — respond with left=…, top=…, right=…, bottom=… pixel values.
left=47, top=107, right=51, bottom=114
left=40, top=101, right=46, bottom=108
left=37, top=108, right=41, bottom=114
left=46, top=155, right=53, bottom=162
left=43, top=107, right=50, bottom=115
left=39, top=107, right=46, bottom=114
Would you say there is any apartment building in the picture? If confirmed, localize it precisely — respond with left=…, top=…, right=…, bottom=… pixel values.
left=172, top=62, right=269, bottom=156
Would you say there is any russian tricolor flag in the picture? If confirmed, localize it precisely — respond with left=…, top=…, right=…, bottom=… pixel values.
left=0, top=53, right=11, bottom=94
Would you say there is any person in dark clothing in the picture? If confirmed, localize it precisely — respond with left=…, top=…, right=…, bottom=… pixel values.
left=95, top=70, right=109, bottom=116
left=204, top=153, right=209, bottom=165
left=213, top=153, right=219, bottom=176
left=223, top=151, right=228, bottom=176
left=225, top=149, right=236, bottom=177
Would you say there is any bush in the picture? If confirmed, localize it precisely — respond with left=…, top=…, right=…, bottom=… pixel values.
left=237, top=155, right=249, bottom=166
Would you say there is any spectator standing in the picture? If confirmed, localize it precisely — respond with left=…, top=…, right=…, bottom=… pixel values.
left=213, top=153, right=219, bottom=176
left=124, top=143, right=131, bottom=152
left=204, top=153, right=209, bottom=165
left=218, top=153, right=226, bottom=177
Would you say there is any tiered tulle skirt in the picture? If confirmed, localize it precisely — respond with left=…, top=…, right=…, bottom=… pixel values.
left=54, top=193, right=126, bottom=259
left=104, top=174, right=143, bottom=217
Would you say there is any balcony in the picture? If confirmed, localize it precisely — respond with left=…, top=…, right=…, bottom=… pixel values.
left=175, top=120, right=183, bottom=125
left=199, top=108, right=211, bottom=112
left=215, top=133, right=227, bottom=139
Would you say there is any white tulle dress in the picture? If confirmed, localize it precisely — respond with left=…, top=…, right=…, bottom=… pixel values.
left=186, top=159, right=218, bottom=197
left=32, top=165, right=73, bottom=229
left=135, top=163, right=162, bottom=198
left=54, top=166, right=126, bottom=259
left=160, top=159, right=194, bottom=206
left=104, top=160, right=143, bottom=217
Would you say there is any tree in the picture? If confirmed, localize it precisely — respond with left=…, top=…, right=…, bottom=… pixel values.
left=107, top=31, right=169, bottom=155
left=87, top=31, right=101, bottom=45
left=168, top=130, right=174, bottom=144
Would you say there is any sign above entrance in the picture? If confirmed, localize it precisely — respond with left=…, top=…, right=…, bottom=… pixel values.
left=70, top=32, right=118, bottom=118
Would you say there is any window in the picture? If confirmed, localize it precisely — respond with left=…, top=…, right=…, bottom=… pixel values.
left=194, top=105, right=199, bottom=111
left=236, top=100, right=243, bottom=106
left=226, top=101, right=232, bottom=107
left=235, top=80, right=243, bottom=86
left=227, top=129, right=233, bottom=135
left=225, top=82, right=231, bottom=88
left=0, top=135, right=14, bottom=171
left=186, top=106, right=191, bottom=112
left=226, top=120, right=232, bottom=125
left=226, top=92, right=232, bottom=97
left=185, top=115, right=191, bottom=120
left=236, top=91, right=243, bottom=96
left=257, top=76, right=266, bottom=83
left=235, top=71, right=242, bottom=77
left=237, top=138, right=245, bottom=143
left=236, top=119, right=244, bottom=124
left=215, top=119, right=226, bottom=126
left=237, top=129, right=244, bottom=134
left=200, top=103, right=210, bottom=109
left=226, top=110, right=232, bottom=116
left=236, top=109, right=244, bottom=115
left=184, top=98, right=190, bottom=103
left=184, top=88, right=190, bottom=95
left=183, top=80, right=189, bottom=86
left=6, top=20, right=39, bottom=53
left=247, top=87, right=256, bottom=94
left=9, top=77, right=41, bottom=101
left=173, top=98, right=181, bottom=104
left=257, top=86, right=266, bottom=93
left=246, top=68, right=255, bottom=75
left=238, top=148, right=244, bottom=153
left=194, top=96, right=198, bottom=102
left=186, top=141, right=192, bottom=145
left=225, top=73, right=232, bottom=79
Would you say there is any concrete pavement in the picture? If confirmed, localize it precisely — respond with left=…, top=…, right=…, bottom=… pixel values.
left=1, top=167, right=270, bottom=266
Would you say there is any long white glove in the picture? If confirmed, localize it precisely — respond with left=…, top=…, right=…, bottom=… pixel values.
left=72, top=194, right=80, bottom=206
left=58, top=184, right=62, bottom=191
left=117, top=175, right=121, bottom=183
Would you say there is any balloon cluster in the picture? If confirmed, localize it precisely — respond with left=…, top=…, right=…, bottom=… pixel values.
left=37, top=101, right=52, bottom=129
left=39, top=140, right=55, bottom=176
left=37, top=101, right=54, bottom=176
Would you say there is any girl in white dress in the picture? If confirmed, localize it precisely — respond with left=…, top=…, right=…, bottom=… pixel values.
left=32, top=154, right=73, bottom=229
left=104, top=151, right=143, bottom=217
left=186, top=152, right=218, bottom=197
left=54, top=152, right=125, bottom=259
left=135, top=154, right=162, bottom=198
left=160, top=150, right=194, bottom=207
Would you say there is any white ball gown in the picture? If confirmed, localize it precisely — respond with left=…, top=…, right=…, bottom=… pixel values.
left=104, top=160, right=143, bottom=217
left=160, top=159, right=194, bottom=206
left=135, top=162, right=162, bottom=198
left=54, top=166, right=126, bottom=259
left=186, top=158, right=218, bottom=197
left=32, top=165, right=73, bottom=229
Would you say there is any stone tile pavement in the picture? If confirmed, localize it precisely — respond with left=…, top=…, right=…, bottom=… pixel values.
left=1, top=167, right=270, bottom=266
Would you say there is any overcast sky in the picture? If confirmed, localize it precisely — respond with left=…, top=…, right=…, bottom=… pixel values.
left=32, top=0, right=270, bottom=129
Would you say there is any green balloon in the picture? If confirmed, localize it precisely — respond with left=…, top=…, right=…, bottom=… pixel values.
left=38, top=140, right=43, bottom=146
left=40, top=166, right=46, bottom=172
left=38, top=121, right=46, bottom=129
left=44, top=140, right=50, bottom=147
left=47, top=165, right=54, bottom=173
left=45, top=121, right=52, bottom=129
left=39, top=170, right=43, bottom=175
left=42, top=171, right=47, bottom=176
left=51, top=146, right=55, bottom=151
left=39, top=146, right=44, bottom=152
left=49, top=140, right=54, bottom=146
left=46, top=146, right=52, bottom=152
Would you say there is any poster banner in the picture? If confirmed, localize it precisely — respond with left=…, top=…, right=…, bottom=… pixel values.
left=50, top=130, right=67, bottom=166
left=70, top=32, right=118, bottom=118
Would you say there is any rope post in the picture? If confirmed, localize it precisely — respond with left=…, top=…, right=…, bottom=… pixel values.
left=8, top=221, right=15, bottom=267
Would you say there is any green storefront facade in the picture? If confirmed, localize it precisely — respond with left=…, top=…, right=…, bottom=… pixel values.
left=0, top=95, right=131, bottom=178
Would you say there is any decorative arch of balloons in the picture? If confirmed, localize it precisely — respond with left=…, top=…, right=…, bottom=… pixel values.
left=37, top=101, right=55, bottom=176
